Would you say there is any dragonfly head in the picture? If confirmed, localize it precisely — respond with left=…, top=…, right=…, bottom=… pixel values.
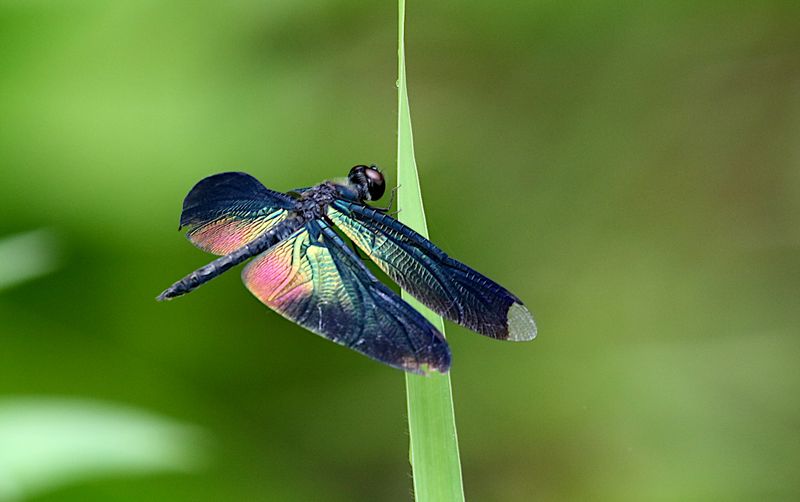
left=348, top=164, right=386, bottom=201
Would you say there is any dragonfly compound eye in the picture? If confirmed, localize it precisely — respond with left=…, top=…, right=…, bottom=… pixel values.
left=348, top=164, right=384, bottom=201
left=364, top=166, right=385, bottom=201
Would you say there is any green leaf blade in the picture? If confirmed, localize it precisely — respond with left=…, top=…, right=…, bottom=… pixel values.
left=397, top=1, right=465, bottom=501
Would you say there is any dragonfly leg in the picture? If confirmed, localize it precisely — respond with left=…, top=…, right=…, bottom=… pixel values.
left=374, top=185, right=400, bottom=213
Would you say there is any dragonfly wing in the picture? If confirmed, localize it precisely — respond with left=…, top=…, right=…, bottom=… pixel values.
left=179, top=172, right=296, bottom=255
left=241, top=220, right=451, bottom=374
left=328, top=201, right=536, bottom=341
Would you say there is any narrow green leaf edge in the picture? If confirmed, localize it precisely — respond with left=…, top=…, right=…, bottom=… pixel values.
left=397, top=1, right=466, bottom=500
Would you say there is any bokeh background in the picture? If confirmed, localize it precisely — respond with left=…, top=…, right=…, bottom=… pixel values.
left=1, top=1, right=799, bottom=500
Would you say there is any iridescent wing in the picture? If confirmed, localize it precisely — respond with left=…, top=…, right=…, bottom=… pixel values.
left=179, top=172, right=296, bottom=255
left=241, top=219, right=450, bottom=374
left=328, top=201, right=537, bottom=341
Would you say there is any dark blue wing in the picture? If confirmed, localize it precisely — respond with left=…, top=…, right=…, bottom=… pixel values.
left=178, top=172, right=296, bottom=255
left=241, top=219, right=451, bottom=374
left=328, top=201, right=537, bottom=341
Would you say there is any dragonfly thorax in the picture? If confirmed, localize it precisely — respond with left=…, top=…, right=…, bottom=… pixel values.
left=295, top=183, right=338, bottom=220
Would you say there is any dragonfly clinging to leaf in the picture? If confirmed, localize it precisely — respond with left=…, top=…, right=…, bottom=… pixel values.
left=157, top=165, right=536, bottom=373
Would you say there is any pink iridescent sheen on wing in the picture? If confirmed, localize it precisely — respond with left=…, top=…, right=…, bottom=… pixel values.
left=240, top=223, right=451, bottom=373
left=186, top=210, right=287, bottom=255
left=241, top=230, right=314, bottom=311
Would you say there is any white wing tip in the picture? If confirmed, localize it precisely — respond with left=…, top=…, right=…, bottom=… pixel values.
left=507, top=302, right=537, bottom=341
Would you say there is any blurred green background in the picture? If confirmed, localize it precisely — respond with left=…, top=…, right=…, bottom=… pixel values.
left=1, top=1, right=799, bottom=500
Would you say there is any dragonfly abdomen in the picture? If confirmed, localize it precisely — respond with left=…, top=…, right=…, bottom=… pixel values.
left=157, top=216, right=305, bottom=301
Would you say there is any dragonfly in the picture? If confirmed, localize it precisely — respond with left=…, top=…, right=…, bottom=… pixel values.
left=157, top=165, right=536, bottom=374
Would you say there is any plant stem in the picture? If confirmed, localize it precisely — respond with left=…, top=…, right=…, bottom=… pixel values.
left=397, top=1, right=465, bottom=500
